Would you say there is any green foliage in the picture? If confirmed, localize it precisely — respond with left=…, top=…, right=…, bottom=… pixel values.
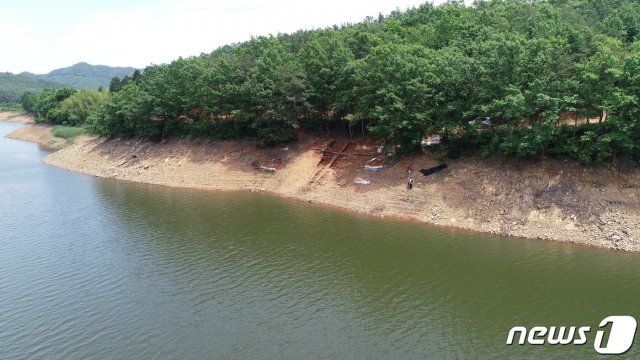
left=52, top=125, right=85, bottom=139
left=20, top=91, right=37, bottom=112
left=254, top=121, right=299, bottom=145
left=443, top=119, right=640, bottom=164
left=34, top=0, right=640, bottom=163
left=52, top=125, right=86, bottom=145
left=32, top=87, right=77, bottom=124
left=0, top=103, right=23, bottom=111
left=29, top=87, right=108, bottom=125
left=1, top=63, right=135, bottom=105
left=354, top=43, right=436, bottom=150
left=60, top=89, right=110, bottom=125
left=0, top=72, right=60, bottom=103
left=109, top=77, right=123, bottom=93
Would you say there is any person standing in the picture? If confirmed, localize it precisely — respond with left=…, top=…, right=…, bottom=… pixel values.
left=406, top=164, right=413, bottom=174
left=407, top=176, right=413, bottom=190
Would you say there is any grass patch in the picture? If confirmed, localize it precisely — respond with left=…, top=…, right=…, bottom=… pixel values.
left=0, top=103, right=23, bottom=111
left=52, top=126, right=85, bottom=144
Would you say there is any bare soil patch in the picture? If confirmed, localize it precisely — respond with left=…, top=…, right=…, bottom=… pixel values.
left=18, top=130, right=639, bottom=252
left=0, top=111, right=35, bottom=123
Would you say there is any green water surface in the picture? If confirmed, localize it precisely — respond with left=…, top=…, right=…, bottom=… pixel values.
left=1, top=122, right=638, bottom=359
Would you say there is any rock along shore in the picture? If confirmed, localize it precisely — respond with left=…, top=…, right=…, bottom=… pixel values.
left=4, top=113, right=640, bottom=253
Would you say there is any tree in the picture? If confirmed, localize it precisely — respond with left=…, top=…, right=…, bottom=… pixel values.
left=573, top=35, right=623, bottom=123
left=66, top=0, right=640, bottom=162
left=86, top=83, right=155, bottom=138
left=299, top=30, right=355, bottom=133
left=354, top=43, right=437, bottom=151
left=32, top=87, right=77, bottom=124
left=109, top=76, right=123, bottom=93
left=20, top=91, right=38, bottom=112
left=60, top=89, right=110, bottom=125
left=132, top=69, right=142, bottom=83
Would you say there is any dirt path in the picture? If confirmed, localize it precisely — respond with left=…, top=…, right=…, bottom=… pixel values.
left=275, top=149, right=324, bottom=194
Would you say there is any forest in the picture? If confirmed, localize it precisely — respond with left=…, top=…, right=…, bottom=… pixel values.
left=23, top=0, right=640, bottom=164
left=0, top=72, right=60, bottom=103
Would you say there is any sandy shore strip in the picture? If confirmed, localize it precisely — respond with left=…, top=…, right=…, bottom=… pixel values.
left=3, top=113, right=639, bottom=252
left=0, top=111, right=35, bottom=123
left=6, top=124, right=66, bottom=150
left=1, top=112, right=67, bottom=150
left=10, top=129, right=633, bottom=253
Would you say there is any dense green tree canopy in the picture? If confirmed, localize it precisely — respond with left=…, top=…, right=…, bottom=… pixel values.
left=30, top=87, right=109, bottom=126
left=25, top=0, right=640, bottom=163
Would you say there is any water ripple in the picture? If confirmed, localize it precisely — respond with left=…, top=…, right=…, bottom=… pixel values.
left=3, top=122, right=640, bottom=359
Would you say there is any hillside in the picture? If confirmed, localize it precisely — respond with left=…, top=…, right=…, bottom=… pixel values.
left=21, top=62, right=137, bottom=89
left=0, top=72, right=60, bottom=103
left=68, top=0, right=640, bottom=166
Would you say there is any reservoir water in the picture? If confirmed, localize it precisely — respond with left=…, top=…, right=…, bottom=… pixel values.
left=1, top=121, right=640, bottom=359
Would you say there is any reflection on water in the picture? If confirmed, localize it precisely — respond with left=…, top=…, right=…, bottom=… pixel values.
left=1, top=122, right=639, bottom=359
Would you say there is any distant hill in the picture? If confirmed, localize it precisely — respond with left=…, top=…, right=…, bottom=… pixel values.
left=21, top=62, right=138, bottom=89
left=0, top=72, right=61, bottom=103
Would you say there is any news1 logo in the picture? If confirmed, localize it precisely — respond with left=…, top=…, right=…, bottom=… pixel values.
left=506, top=316, right=637, bottom=355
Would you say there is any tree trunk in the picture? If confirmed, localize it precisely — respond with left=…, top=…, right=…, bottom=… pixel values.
left=599, top=110, right=603, bottom=123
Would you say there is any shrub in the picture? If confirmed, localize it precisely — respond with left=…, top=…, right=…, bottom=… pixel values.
left=52, top=126, right=85, bottom=139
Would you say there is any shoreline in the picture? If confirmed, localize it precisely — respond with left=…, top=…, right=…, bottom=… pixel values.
left=0, top=112, right=67, bottom=150
left=0, top=110, right=34, bottom=123
left=3, top=113, right=639, bottom=253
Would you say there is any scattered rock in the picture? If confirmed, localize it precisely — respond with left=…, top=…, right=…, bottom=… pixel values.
left=259, top=166, right=276, bottom=173
left=354, top=177, right=372, bottom=185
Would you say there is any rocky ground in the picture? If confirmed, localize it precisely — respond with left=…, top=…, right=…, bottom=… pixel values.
left=5, top=117, right=640, bottom=252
